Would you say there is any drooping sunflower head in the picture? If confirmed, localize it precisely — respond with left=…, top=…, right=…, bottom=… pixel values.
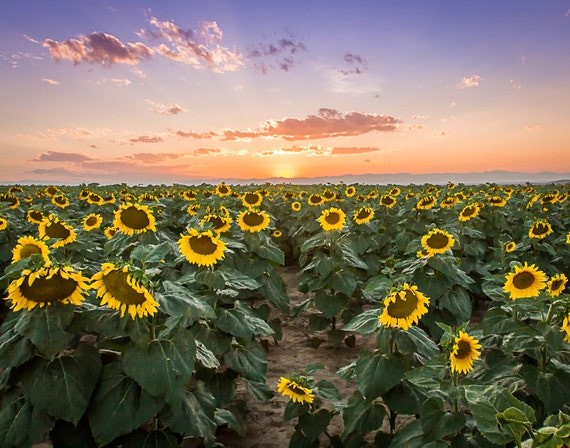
left=540, top=193, right=558, bottom=205
left=459, top=204, right=481, bottom=222
left=38, top=216, right=77, bottom=248
left=27, top=209, right=46, bottom=225
left=178, top=228, right=227, bottom=267
left=91, top=262, right=159, bottom=319
left=237, top=209, right=271, bottom=232
left=181, top=189, right=198, bottom=200
left=307, top=193, right=324, bottom=206
left=488, top=195, right=507, bottom=207
left=318, top=207, right=346, bottom=231
left=241, top=191, right=263, bottom=208
left=345, top=186, right=357, bottom=197
left=503, top=262, right=547, bottom=299
left=323, top=189, right=336, bottom=201
left=276, top=377, right=314, bottom=405
left=561, top=314, right=570, bottom=343
left=352, top=207, right=374, bottom=225
left=215, top=183, right=232, bottom=197
left=201, top=214, right=232, bottom=233
left=0, top=193, right=20, bottom=209
left=379, top=195, right=397, bottom=208
left=440, top=196, right=458, bottom=208
left=378, top=283, right=430, bottom=330
left=83, top=213, right=103, bottom=231
left=51, top=194, right=70, bottom=209
left=186, top=203, right=201, bottom=216
left=504, top=241, right=517, bottom=253
left=389, top=187, right=401, bottom=196
left=44, top=185, right=59, bottom=197
left=547, top=273, right=568, bottom=297
left=421, top=228, right=455, bottom=257
left=11, top=236, right=50, bottom=264
left=0, top=216, right=7, bottom=231
left=291, top=201, right=302, bottom=212
left=528, top=220, right=553, bottom=239
left=416, top=195, right=437, bottom=210
left=87, top=192, right=104, bottom=205
left=5, top=265, right=89, bottom=312
left=113, top=203, right=156, bottom=235
left=450, top=331, right=482, bottom=375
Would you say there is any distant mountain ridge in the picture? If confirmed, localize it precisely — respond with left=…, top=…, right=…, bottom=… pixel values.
left=4, top=170, right=570, bottom=186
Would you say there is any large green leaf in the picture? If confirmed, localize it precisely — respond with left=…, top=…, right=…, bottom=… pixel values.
left=15, top=303, right=75, bottom=356
left=195, top=269, right=225, bottom=289
left=158, top=280, right=216, bottom=319
left=420, top=396, right=466, bottom=443
left=427, top=256, right=474, bottom=286
left=328, top=271, right=358, bottom=296
left=519, top=364, right=570, bottom=413
left=438, top=286, right=472, bottom=322
left=314, top=291, right=349, bottom=319
left=0, top=325, right=36, bottom=369
left=393, top=326, right=439, bottom=362
left=342, top=390, right=386, bottom=437
left=131, top=241, right=173, bottom=264
left=481, top=307, right=523, bottom=335
left=120, top=429, right=180, bottom=448
left=225, top=340, right=267, bottom=383
left=220, top=267, right=262, bottom=290
left=88, top=362, right=162, bottom=446
left=159, top=389, right=216, bottom=441
left=343, top=308, right=382, bottom=334
left=257, top=267, right=290, bottom=312
left=354, top=351, right=408, bottom=400
left=21, top=344, right=102, bottom=425
left=297, top=408, right=333, bottom=442
left=123, top=332, right=196, bottom=407
left=216, top=301, right=274, bottom=340
left=254, top=238, right=285, bottom=265
left=0, top=389, right=53, bottom=448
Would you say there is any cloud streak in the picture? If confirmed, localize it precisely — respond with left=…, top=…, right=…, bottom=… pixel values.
left=246, top=33, right=307, bottom=73
left=457, top=75, right=481, bottom=88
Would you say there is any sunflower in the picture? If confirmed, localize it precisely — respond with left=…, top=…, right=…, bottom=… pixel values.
left=1, top=193, right=20, bottom=209
left=567, top=232, right=570, bottom=245
left=503, top=262, right=547, bottom=299
left=11, top=236, right=50, bottom=263
left=26, top=209, right=45, bottom=225
left=505, top=241, right=517, bottom=253
left=272, top=229, right=282, bottom=238
left=307, top=193, right=325, bottom=206
left=276, top=377, right=314, bottom=405
left=458, top=204, right=480, bottom=221
left=44, top=186, right=59, bottom=197
left=421, top=228, right=455, bottom=257
left=215, top=183, right=232, bottom=197
left=5, top=265, right=89, bottom=312
left=104, top=226, right=118, bottom=240
left=83, top=213, right=103, bottom=231
left=488, top=195, right=507, bottom=207
left=416, top=195, right=437, bottom=210
left=318, top=207, right=346, bottom=231
left=181, top=190, right=198, bottom=200
left=114, top=203, right=156, bottom=235
left=0, top=217, right=7, bottom=231
left=561, top=314, right=570, bottom=343
left=345, top=186, right=357, bottom=197
left=389, top=187, right=401, bottom=196
left=450, top=331, right=482, bottom=374
left=528, top=220, right=553, bottom=239
left=187, top=203, right=201, bottom=216
left=540, top=193, right=558, bottom=205
left=242, top=191, right=263, bottom=208
left=440, top=196, right=458, bottom=208
left=322, top=189, right=336, bottom=201
left=547, top=273, right=568, bottom=297
left=237, top=209, right=271, bottom=232
left=352, top=207, right=374, bottom=224
left=78, top=189, right=90, bottom=200
left=38, top=216, right=77, bottom=248
left=51, top=194, right=70, bottom=209
left=291, top=201, right=302, bottom=212
left=367, top=190, right=379, bottom=199
left=87, top=192, right=104, bottom=205
left=178, top=228, right=227, bottom=267
left=201, top=214, right=232, bottom=233
left=91, top=262, right=159, bottom=319
left=379, top=195, right=397, bottom=208
left=378, top=283, right=430, bottom=330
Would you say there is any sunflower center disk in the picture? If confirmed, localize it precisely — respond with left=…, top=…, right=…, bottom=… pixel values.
left=289, top=385, right=308, bottom=396
left=103, top=270, right=147, bottom=305
left=462, top=207, right=475, bottom=217
left=325, top=213, right=341, bottom=225
left=21, top=244, right=42, bottom=257
left=244, top=193, right=260, bottom=205
left=189, top=235, right=218, bottom=255
left=20, top=272, right=78, bottom=303
left=121, top=207, right=150, bottom=230
left=513, top=271, right=536, bottom=289
left=532, top=224, right=548, bottom=235
left=243, top=212, right=264, bottom=227
left=387, top=290, right=419, bottom=318
left=426, top=233, right=450, bottom=249
left=86, top=216, right=98, bottom=226
left=356, top=209, right=370, bottom=220
left=455, top=340, right=472, bottom=360
left=47, top=222, right=71, bottom=239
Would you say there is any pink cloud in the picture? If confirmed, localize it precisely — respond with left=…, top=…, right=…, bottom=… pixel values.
left=173, top=130, right=218, bottom=139
left=457, top=75, right=481, bottom=88
left=42, top=32, right=153, bottom=67
left=247, top=33, right=307, bottom=73
left=330, top=147, right=380, bottom=155
left=18, top=127, right=97, bottom=140
left=524, top=124, right=544, bottom=131
left=146, top=99, right=186, bottom=115
left=41, top=78, right=60, bottom=85
left=30, top=150, right=93, bottom=162
left=128, top=135, right=164, bottom=143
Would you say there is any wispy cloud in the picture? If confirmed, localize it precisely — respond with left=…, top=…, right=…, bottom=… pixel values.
left=128, top=135, right=164, bottom=143
left=146, top=99, right=186, bottom=115
left=41, top=78, right=60, bottom=85
left=524, top=124, right=544, bottom=131
left=30, top=150, right=93, bottom=162
left=246, top=32, right=307, bottom=73
left=457, top=75, right=481, bottom=88
left=259, top=144, right=381, bottom=157
left=18, top=127, right=100, bottom=140
left=338, top=51, right=368, bottom=75
left=330, top=147, right=380, bottom=155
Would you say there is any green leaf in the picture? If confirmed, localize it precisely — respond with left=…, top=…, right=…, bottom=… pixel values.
left=342, top=391, right=386, bottom=437
left=297, top=409, right=333, bottom=442
left=481, top=307, right=522, bottom=335
left=314, top=291, right=348, bottom=319
left=519, top=364, right=570, bottom=414
left=438, top=286, right=472, bottom=322
left=123, top=332, right=196, bottom=407
left=254, top=238, right=285, bottom=265
left=0, top=389, right=53, bottom=448
left=131, top=242, right=173, bottom=264
left=15, top=303, right=75, bottom=356
left=340, top=241, right=369, bottom=270
left=405, top=355, right=448, bottom=390
left=393, top=326, right=439, bottom=362
left=159, top=390, right=216, bottom=441
left=220, top=267, right=262, bottom=290
left=195, top=269, right=225, bottom=289
left=354, top=351, right=408, bottom=400
left=496, top=407, right=533, bottom=444
left=328, top=271, right=358, bottom=296
left=21, top=344, right=102, bottom=425
left=315, top=380, right=342, bottom=402
left=216, top=301, right=274, bottom=340
left=215, top=408, right=247, bottom=437
left=427, top=256, right=474, bottom=286
left=159, top=280, right=216, bottom=319
left=257, top=267, right=290, bottom=312
left=0, top=325, right=36, bottom=369
left=195, top=340, right=220, bottom=369
left=343, top=308, right=381, bottom=334
left=300, top=233, right=328, bottom=253
left=225, top=340, right=267, bottom=383
left=120, top=429, right=180, bottom=448
left=420, top=396, right=466, bottom=443
left=88, top=362, right=162, bottom=446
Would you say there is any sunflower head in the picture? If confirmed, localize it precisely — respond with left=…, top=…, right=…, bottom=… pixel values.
left=318, top=207, right=346, bottom=231
left=416, top=195, right=437, bottom=210
left=547, top=273, right=568, bottom=297
left=0, top=217, right=7, bottom=231
left=38, top=216, right=77, bottom=248
left=345, top=186, right=357, bottom=197
left=379, top=195, right=397, bottom=208
left=291, top=201, right=302, bottom=212
left=503, top=262, right=547, bottom=299
left=488, top=195, right=507, bottom=207
left=52, top=194, right=70, bottom=208
left=378, top=283, right=430, bottom=330
left=237, top=209, right=271, bottom=232
left=114, top=203, right=156, bottom=235
left=561, top=314, right=570, bottom=343
left=450, top=331, right=482, bottom=375
left=308, top=194, right=324, bottom=206
left=277, top=376, right=314, bottom=405
left=420, top=228, right=455, bottom=257
left=83, top=213, right=103, bottom=231
left=242, top=191, right=263, bottom=208
left=459, top=204, right=480, bottom=222
left=5, top=265, right=89, bottom=312
left=528, top=220, right=553, bottom=239
left=504, top=241, right=517, bottom=253
left=201, top=214, right=232, bottom=233
left=27, top=209, right=46, bottom=225
left=272, top=229, right=282, bottom=238
left=352, top=207, right=374, bottom=224
left=178, top=228, right=227, bottom=267
left=11, top=236, right=50, bottom=264
left=91, top=262, right=159, bottom=319
left=215, top=183, right=232, bottom=197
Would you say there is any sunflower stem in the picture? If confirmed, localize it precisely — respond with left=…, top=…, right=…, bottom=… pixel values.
left=451, top=370, right=460, bottom=412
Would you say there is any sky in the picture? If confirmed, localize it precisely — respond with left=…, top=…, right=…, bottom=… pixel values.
left=1, top=0, right=570, bottom=185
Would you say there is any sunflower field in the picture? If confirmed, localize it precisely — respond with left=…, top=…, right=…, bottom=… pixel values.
left=0, top=181, right=569, bottom=448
